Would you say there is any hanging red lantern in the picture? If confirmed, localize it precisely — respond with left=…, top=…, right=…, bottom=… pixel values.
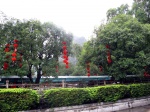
left=4, top=48, right=9, bottom=52
left=107, top=59, right=112, bottom=64
left=4, top=62, right=8, bottom=67
left=63, top=49, right=67, bottom=54
left=87, top=70, right=90, bottom=73
left=87, top=73, right=90, bottom=77
left=86, top=67, right=90, bottom=71
left=63, top=59, right=67, bottom=63
left=65, top=61, right=69, bottom=65
left=56, top=66, right=58, bottom=72
left=19, top=63, right=22, bottom=68
left=5, top=44, right=10, bottom=48
left=65, top=56, right=68, bottom=60
left=13, top=43, right=18, bottom=48
left=12, top=52, right=17, bottom=57
left=14, top=39, right=19, bottom=43
left=14, top=48, right=17, bottom=52
left=65, top=65, right=69, bottom=68
left=63, top=45, right=67, bottom=49
left=100, top=66, right=103, bottom=72
left=3, top=62, right=8, bottom=70
left=106, top=44, right=110, bottom=49
left=62, top=41, right=66, bottom=45
left=63, top=55, right=67, bottom=59
left=11, top=57, right=16, bottom=62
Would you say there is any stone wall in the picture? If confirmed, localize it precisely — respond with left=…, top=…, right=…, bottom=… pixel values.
left=21, top=96, right=150, bottom=112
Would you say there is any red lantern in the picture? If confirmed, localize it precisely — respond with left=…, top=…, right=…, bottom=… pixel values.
left=14, top=39, right=19, bottom=43
left=19, top=63, right=22, bottom=68
left=56, top=66, right=58, bottom=72
left=63, top=49, right=67, bottom=54
left=13, top=43, right=18, bottom=48
left=4, top=62, right=8, bottom=67
left=4, top=48, right=9, bottom=52
left=107, top=59, right=112, bottom=64
left=106, top=44, right=110, bottom=49
left=65, top=65, right=69, bottom=68
left=14, top=48, right=17, bottom=52
left=63, top=55, right=67, bottom=59
left=63, top=59, right=67, bottom=63
left=62, top=41, right=66, bottom=45
left=5, top=44, right=10, bottom=47
left=3, top=62, right=9, bottom=70
left=12, top=52, right=17, bottom=57
left=86, top=67, right=90, bottom=71
left=87, top=73, right=90, bottom=77
left=63, top=46, right=67, bottom=49
left=65, top=61, right=69, bottom=65
left=65, top=56, right=68, bottom=60
left=11, top=57, right=16, bottom=62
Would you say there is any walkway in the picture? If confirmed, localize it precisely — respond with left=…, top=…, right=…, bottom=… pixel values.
left=117, top=105, right=150, bottom=112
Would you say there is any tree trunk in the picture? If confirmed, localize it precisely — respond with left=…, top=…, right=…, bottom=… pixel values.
left=35, top=65, right=42, bottom=84
left=27, top=65, right=33, bottom=83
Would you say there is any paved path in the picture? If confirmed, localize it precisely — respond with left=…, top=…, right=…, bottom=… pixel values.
left=117, top=105, right=150, bottom=112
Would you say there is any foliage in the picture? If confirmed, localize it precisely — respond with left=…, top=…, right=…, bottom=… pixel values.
left=0, top=88, right=39, bottom=112
left=43, top=83, right=150, bottom=108
left=132, top=0, right=150, bottom=24
left=96, top=85, right=129, bottom=102
left=0, top=18, right=73, bottom=83
left=58, top=62, right=75, bottom=76
left=0, top=83, right=150, bottom=110
left=79, top=14, right=150, bottom=79
left=129, top=83, right=150, bottom=97
left=44, top=88, right=90, bottom=107
left=71, top=65, right=86, bottom=76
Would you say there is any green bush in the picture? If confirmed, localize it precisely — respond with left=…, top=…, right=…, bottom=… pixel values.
left=44, top=88, right=90, bottom=107
left=85, top=87, right=99, bottom=103
left=0, top=88, right=39, bottom=112
left=1, top=83, right=150, bottom=111
left=43, top=85, right=129, bottom=108
left=96, top=85, right=129, bottom=102
left=129, top=83, right=150, bottom=98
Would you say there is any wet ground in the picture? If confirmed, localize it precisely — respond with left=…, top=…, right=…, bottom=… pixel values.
left=117, top=105, right=150, bottom=112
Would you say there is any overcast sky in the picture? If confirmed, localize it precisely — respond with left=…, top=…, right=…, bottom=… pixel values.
left=0, top=0, right=133, bottom=39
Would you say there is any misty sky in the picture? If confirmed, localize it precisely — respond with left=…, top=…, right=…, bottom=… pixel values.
left=0, top=0, right=133, bottom=39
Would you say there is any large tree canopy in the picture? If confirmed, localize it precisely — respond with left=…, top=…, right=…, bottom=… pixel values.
left=79, top=14, right=150, bottom=79
left=0, top=18, right=73, bottom=83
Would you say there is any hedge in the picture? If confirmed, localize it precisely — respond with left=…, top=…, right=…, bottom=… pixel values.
left=129, top=83, right=150, bottom=97
left=44, top=88, right=90, bottom=107
left=44, top=83, right=150, bottom=108
left=0, top=88, right=39, bottom=112
left=0, top=83, right=150, bottom=111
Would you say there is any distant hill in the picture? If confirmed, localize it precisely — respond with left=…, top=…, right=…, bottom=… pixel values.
left=73, top=36, right=87, bottom=46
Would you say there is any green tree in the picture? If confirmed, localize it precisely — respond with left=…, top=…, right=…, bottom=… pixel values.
left=0, top=18, right=73, bottom=83
left=107, top=4, right=131, bottom=21
left=132, top=0, right=150, bottom=23
left=94, top=14, right=150, bottom=79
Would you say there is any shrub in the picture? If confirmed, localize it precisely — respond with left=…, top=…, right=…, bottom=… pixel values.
left=85, top=87, right=99, bottom=103
left=129, top=83, right=150, bottom=98
left=96, top=85, right=129, bottom=102
left=44, top=88, right=90, bottom=108
left=0, top=88, right=39, bottom=112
